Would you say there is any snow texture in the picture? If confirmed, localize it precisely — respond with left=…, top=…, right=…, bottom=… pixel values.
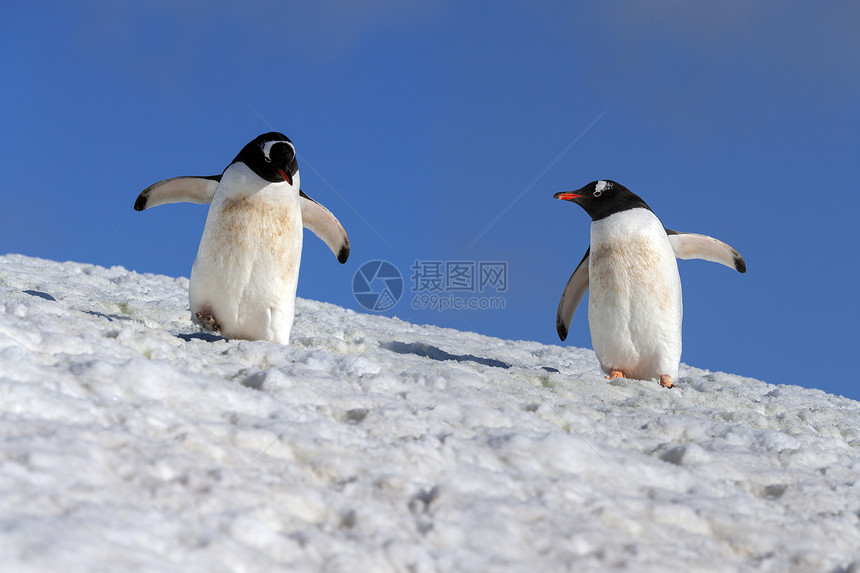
left=1, top=253, right=859, bottom=573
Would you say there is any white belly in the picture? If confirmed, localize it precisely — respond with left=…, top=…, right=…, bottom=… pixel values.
left=189, top=175, right=302, bottom=344
left=587, top=209, right=682, bottom=381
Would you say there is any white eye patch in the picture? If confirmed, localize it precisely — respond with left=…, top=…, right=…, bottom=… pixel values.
left=261, top=140, right=295, bottom=162
left=594, top=180, right=612, bottom=196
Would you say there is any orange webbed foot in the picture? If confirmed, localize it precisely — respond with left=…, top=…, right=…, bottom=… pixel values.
left=659, top=375, right=674, bottom=389
left=606, top=370, right=626, bottom=380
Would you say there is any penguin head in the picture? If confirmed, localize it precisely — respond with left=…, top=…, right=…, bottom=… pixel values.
left=231, top=132, right=299, bottom=185
left=553, top=180, right=652, bottom=221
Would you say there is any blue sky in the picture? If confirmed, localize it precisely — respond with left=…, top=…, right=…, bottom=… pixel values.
left=3, top=1, right=859, bottom=399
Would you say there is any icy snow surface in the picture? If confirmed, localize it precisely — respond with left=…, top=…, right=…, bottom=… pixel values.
left=1, top=254, right=860, bottom=573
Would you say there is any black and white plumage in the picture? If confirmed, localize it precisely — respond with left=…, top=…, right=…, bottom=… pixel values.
left=554, top=180, right=745, bottom=388
left=134, top=132, right=349, bottom=344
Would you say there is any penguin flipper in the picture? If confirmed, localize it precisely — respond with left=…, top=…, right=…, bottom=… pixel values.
left=556, top=248, right=590, bottom=341
left=300, top=190, right=350, bottom=264
left=134, top=175, right=221, bottom=211
left=665, top=230, right=746, bottom=273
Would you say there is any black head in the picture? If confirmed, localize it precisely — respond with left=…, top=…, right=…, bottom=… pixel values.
left=553, top=180, right=651, bottom=221
left=231, top=132, right=299, bottom=185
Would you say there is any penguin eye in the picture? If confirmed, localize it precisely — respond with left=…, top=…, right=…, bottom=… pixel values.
left=264, top=156, right=272, bottom=163
left=593, top=180, right=611, bottom=197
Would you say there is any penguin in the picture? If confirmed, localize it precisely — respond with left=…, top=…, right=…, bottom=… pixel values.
left=134, top=132, right=350, bottom=344
left=553, top=180, right=745, bottom=388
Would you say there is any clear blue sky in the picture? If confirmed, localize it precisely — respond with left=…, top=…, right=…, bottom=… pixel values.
left=3, top=2, right=859, bottom=399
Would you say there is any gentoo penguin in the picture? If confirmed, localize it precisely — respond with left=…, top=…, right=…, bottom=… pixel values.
left=134, top=132, right=349, bottom=344
left=553, top=180, right=745, bottom=388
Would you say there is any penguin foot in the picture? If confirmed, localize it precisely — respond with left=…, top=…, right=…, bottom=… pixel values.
left=607, top=370, right=626, bottom=380
left=659, top=375, right=674, bottom=389
left=195, top=312, right=222, bottom=333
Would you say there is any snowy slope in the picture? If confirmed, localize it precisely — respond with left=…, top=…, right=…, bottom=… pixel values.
left=1, top=254, right=859, bottom=573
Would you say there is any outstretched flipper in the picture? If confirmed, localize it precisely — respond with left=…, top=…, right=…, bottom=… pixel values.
left=300, top=190, right=350, bottom=264
left=556, top=248, right=590, bottom=341
left=134, top=175, right=221, bottom=211
left=665, top=229, right=746, bottom=273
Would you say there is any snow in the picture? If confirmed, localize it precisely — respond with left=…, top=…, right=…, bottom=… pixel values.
left=1, top=253, right=859, bottom=573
